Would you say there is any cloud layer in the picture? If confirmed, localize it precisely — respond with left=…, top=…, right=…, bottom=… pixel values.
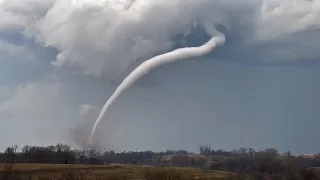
left=1, top=0, right=320, bottom=152
left=2, top=0, right=320, bottom=75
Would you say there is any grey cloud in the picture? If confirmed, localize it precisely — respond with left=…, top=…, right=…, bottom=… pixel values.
left=1, top=0, right=320, bottom=153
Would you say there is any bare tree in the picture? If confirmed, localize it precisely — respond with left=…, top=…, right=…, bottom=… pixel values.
left=199, top=145, right=212, bottom=155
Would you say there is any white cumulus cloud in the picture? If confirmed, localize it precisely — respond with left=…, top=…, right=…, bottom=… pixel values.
left=1, top=0, right=319, bottom=78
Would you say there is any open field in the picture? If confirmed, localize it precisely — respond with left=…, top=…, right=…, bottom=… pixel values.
left=0, top=163, right=233, bottom=180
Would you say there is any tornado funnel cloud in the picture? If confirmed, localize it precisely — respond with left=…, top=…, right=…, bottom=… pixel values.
left=89, top=27, right=226, bottom=145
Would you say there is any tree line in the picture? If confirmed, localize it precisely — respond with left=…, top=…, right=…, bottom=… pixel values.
left=1, top=144, right=320, bottom=179
left=0, top=144, right=193, bottom=165
left=199, top=145, right=320, bottom=179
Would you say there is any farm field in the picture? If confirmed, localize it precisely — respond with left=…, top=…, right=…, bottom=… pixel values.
left=0, top=163, right=232, bottom=180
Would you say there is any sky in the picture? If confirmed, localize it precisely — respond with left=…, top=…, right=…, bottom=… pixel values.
left=1, top=0, right=320, bottom=154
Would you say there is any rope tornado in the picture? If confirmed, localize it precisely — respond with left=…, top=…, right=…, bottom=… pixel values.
left=90, top=28, right=226, bottom=145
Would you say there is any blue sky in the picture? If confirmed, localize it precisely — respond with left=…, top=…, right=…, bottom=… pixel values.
left=1, top=0, right=320, bottom=154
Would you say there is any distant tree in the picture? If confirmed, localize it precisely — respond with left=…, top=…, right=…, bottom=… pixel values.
left=239, top=147, right=247, bottom=155
left=248, top=148, right=255, bottom=158
left=4, top=145, right=17, bottom=162
left=199, top=145, right=212, bottom=155
left=285, top=151, right=292, bottom=157
left=264, top=148, right=279, bottom=158
left=21, top=145, right=30, bottom=162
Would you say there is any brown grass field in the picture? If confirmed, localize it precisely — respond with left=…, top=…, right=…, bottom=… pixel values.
left=0, top=163, right=232, bottom=180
